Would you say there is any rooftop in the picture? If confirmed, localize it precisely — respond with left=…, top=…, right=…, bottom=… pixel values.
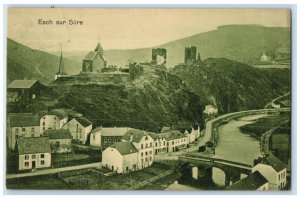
left=17, top=137, right=51, bottom=155
left=49, top=109, right=68, bottom=120
left=9, top=113, right=40, bottom=127
left=226, top=171, right=268, bottom=190
left=8, top=80, right=38, bottom=89
left=75, top=117, right=92, bottom=127
left=43, top=129, right=72, bottom=140
left=265, top=155, right=287, bottom=172
left=110, top=142, right=138, bottom=155
left=122, top=129, right=148, bottom=143
left=91, top=127, right=131, bottom=137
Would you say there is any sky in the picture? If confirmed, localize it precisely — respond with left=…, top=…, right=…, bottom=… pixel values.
left=7, top=8, right=291, bottom=52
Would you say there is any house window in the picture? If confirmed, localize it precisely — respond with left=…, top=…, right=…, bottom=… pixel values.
left=22, top=128, right=26, bottom=132
left=41, top=154, right=45, bottom=158
left=25, top=155, right=29, bottom=160
left=41, top=160, right=45, bottom=165
left=113, top=139, right=116, bottom=142
left=145, top=152, right=148, bottom=155
left=145, top=136, right=148, bottom=141
left=31, top=134, right=34, bottom=137
left=155, top=143, right=158, bottom=147
left=150, top=143, right=152, bottom=147
left=32, top=155, right=36, bottom=159
left=93, top=135, right=95, bottom=140
left=43, top=127, right=45, bottom=131
left=43, top=122, right=45, bottom=125
left=31, top=127, right=35, bottom=132
left=150, top=157, right=152, bottom=161
left=24, top=162, right=29, bottom=167
left=15, top=128, right=19, bottom=134
left=146, top=143, right=148, bottom=148
left=15, top=134, right=18, bottom=140
left=141, top=152, right=143, bottom=157
left=104, top=139, right=107, bottom=143
left=145, top=158, right=148, bottom=162
left=141, top=144, right=144, bottom=149
left=108, top=139, right=111, bottom=143
left=150, top=150, right=152, bottom=154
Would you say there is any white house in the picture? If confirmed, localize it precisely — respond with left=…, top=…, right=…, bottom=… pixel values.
left=90, top=127, right=131, bottom=149
left=159, top=130, right=188, bottom=152
left=122, top=129, right=155, bottom=169
left=149, top=133, right=167, bottom=155
left=261, top=50, right=271, bottom=62
left=16, top=137, right=51, bottom=171
left=40, top=109, right=68, bottom=133
left=226, top=171, right=269, bottom=191
left=102, top=142, right=138, bottom=174
left=252, top=156, right=287, bottom=190
left=203, top=105, right=218, bottom=115
left=64, top=117, right=92, bottom=144
left=8, top=113, right=41, bottom=150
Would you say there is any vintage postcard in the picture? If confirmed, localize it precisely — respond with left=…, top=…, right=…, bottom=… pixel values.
left=6, top=8, right=291, bottom=191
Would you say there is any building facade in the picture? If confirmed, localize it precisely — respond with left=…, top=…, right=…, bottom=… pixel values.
left=102, top=142, right=138, bottom=174
left=43, top=129, right=72, bottom=153
left=8, top=113, right=41, bottom=150
left=122, top=129, right=155, bottom=169
left=40, top=109, right=68, bottom=133
left=90, top=127, right=130, bottom=149
left=16, top=137, right=51, bottom=171
left=64, top=117, right=92, bottom=144
left=82, top=43, right=106, bottom=73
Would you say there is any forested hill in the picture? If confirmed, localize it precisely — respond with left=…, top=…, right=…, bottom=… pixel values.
left=171, top=58, right=291, bottom=113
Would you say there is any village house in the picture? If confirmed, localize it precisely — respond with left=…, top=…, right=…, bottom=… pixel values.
left=16, top=137, right=51, bottom=171
left=82, top=43, right=107, bottom=73
left=160, top=130, right=188, bottom=152
left=7, top=80, right=43, bottom=102
left=8, top=113, right=41, bottom=150
left=122, top=129, right=155, bottom=169
left=149, top=133, right=167, bottom=155
left=226, top=171, right=269, bottom=191
left=252, top=156, right=287, bottom=190
left=89, top=127, right=131, bottom=149
left=64, top=117, right=92, bottom=144
left=43, top=129, right=72, bottom=153
left=102, top=142, right=138, bottom=174
left=40, top=109, right=68, bottom=133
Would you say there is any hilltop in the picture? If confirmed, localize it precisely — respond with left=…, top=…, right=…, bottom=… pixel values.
left=60, top=25, right=290, bottom=68
left=171, top=58, right=291, bottom=113
left=7, top=38, right=81, bottom=83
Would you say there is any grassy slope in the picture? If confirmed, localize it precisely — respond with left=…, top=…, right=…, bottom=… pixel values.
left=171, top=58, right=291, bottom=113
left=7, top=38, right=81, bottom=84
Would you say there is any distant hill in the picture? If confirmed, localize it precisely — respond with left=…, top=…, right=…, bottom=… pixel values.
left=7, top=38, right=81, bottom=83
left=60, top=25, right=290, bottom=68
left=171, top=58, right=291, bottom=113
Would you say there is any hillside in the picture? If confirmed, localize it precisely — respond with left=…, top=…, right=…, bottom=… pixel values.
left=60, top=25, right=290, bottom=68
left=7, top=38, right=81, bottom=83
left=171, top=58, right=291, bottom=113
left=51, top=67, right=204, bottom=132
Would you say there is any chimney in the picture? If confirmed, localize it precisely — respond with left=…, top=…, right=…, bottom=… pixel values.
left=130, top=132, right=133, bottom=142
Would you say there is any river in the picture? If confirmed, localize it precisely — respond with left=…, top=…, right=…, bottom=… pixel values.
left=166, top=114, right=267, bottom=190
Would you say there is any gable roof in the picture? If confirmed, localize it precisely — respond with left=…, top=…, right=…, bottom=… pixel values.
left=265, top=155, right=286, bottom=172
left=226, top=171, right=268, bottom=190
left=110, top=142, right=138, bottom=155
left=74, top=117, right=92, bottom=127
left=49, top=109, right=68, bottom=120
left=95, top=43, right=103, bottom=52
left=158, top=130, right=187, bottom=141
left=17, top=137, right=51, bottom=155
left=149, top=132, right=166, bottom=141
left=9, top=113, right=40, bottom=127
left=8, top=80, right=38, bottom=89
left=91, top=127, right=131, bottom=137
left=122, top=129, right=149, bottom=143
left=83, top=51, right=105, bottom=61
left=43, top=129, right=72, bottom=140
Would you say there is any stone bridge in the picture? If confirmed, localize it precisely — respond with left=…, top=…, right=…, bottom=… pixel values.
left=178, top=153, right=252, bottom=187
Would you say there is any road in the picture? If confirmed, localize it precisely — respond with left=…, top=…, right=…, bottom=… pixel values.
left=6, top=162, right=101, bottom=179
left=264, top=92, right=291, bottom=109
